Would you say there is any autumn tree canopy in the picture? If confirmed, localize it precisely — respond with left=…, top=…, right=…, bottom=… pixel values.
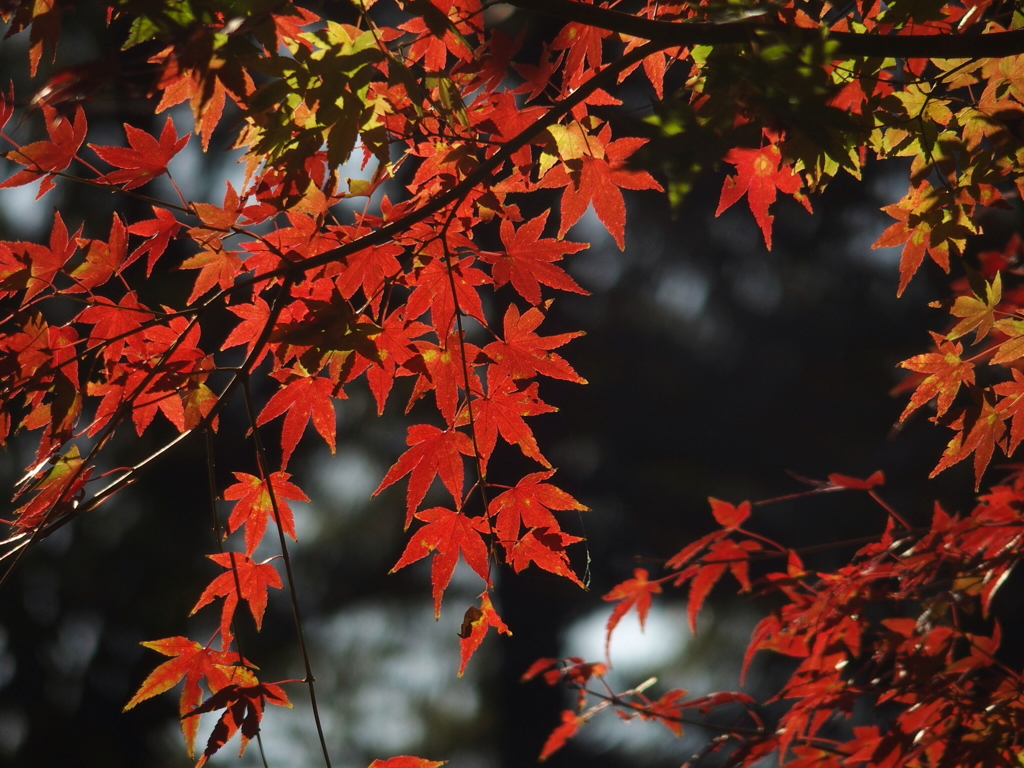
left=3, top=0, right=1024, bottom=766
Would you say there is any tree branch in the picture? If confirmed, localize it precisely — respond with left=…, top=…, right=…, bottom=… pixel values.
left=245, top=40, right=664, bottom=287
left=507, top=0, right=1024, bottom=59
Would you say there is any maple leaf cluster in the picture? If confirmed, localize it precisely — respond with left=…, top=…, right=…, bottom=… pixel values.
left=534, top=473, right=1024, bottom=766
left=4, top=0, right=1024, bottom=766
left=897, top=252, right=1024, bottom=489
left=0, top=1, right=643, bottom=761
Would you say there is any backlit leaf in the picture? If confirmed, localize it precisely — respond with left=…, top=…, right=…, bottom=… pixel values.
left=223, top=472, right=309, bottom=555
left=374, top=425, right=475, bottom=527
left=603, top=568, right=662, bottom=656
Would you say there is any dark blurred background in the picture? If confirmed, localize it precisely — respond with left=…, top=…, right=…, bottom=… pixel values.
left=0, top=4, right=1015, bottom=768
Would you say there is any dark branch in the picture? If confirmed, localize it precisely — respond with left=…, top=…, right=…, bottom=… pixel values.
left=249, top=41, right=663, bottom=284
left=507, top=0, right=1024, bottom=58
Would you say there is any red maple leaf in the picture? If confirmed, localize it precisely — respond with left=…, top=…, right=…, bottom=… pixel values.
left=995, top=368, right=1024, bottom=454
left=483, top=304, right=585, bottom=390
left=222, top=295, right=271, bottom=365
left=223, top=472, right=309, bottom=555
left=248, top=212, right=338, bottom=265
left=124, top=637, right=246, bottom=757
left=256, top=370, right=338, bottom=467
left=480, top=212, right=588, bottom=305
left=509, top=527, right=583, bottom=586
left=155, top=61, right=230, bottom=152
left=467, top=377, right=556, bottom=468
left=87, top=321, right=196, bottom=436
left=366, top=310, right=431, bottom=414
left=828, top=471, right=886, bottom=490
left=108, top=317, right=203, bottom=436
left=76, top=292, right=148, bottom=363
left=191, top=552, right=284, bottom=642
left=602, top=568, right=663, bottom=656
left=512, top=43, right=563, bottom=102
left=125, top=206, right=182, bottom=276
left=12, top=445, right=90, bottom=531
left=374, top=424, right=475, bottom=527
left=406, top=334, right=481, bottom=427
left=403, top=254, right=490, bottom=337
left=520, top=657, right=561, bottom=684
left=681, top=538, right=761, bottom=631
left=391, top=507, right=491, bottom=617
left=190, top=182, right=242, bottom=244
left=369, top=758, right=447, bottom=768
left=539, top=709, right=584, bottom=761
left=186, top=677, right=292, bottom=767
left=399, top=12, right=473, bottom=71
left=180, top=246, right=242, bottom=304
left=547, top=128, right=661, bottom=249
left=67, top=213, right=128, bottom=292
left=457, top=590, right=511, bottom=676
left=329, top=230, right=403, bottom=309
left=715, top=143, right=810, bottom=251
left=91, top=116, right=189, bottom=189
left=709, top=497, right=751, bottom=530
left=642, top=689, right=688, bottom=736
left=551, top=21, right=611, bottom=88
left=488, top=470, right=588, bottom=558
left=123, top=371, right=186, bottom=435
left=1, top=104, right=86, bottom=197
left=479, top=90, right=548, bottom=142
left=0, top=211, right=78, bottom=302
left=270, top=7, right=320, bottom=51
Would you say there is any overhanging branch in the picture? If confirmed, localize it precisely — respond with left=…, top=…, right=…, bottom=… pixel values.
left=507, top=0, right=1024, bottom=58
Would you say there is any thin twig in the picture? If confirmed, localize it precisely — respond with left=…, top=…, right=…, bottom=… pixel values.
left=437, top=205, right=497, bottom=570
left=240, top=375, right=333, bottom=768
left=204, top=429, right=272, bottom=768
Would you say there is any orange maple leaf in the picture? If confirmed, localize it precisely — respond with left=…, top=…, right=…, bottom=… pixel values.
left=872, top=182, right=971, bottom=297
left=995, top=369, right=1024, bottom=454
left=124, top=637, right=246, bottom=757
left=930, top=398, right=1007, bottom=489
left=555, top=134, right=662, bottom=250
left=947, top=272, right=1001, bottom=343
left=899, top=332, right=975, bottom=421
